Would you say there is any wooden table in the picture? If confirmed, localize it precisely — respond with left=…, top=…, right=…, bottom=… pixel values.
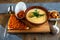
left=0, top=0, right=60, bottom=3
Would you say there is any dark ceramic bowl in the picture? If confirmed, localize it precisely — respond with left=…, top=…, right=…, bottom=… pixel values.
left=25, top=6, right=49, bottom=25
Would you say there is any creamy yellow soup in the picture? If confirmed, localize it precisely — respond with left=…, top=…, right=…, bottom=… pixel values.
left=26, top=9, right=47, bottom=24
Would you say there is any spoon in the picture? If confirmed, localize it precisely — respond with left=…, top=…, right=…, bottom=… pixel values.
left=52, top=17, right=59, bottom=34
left=3, top=5, right=13, bottom=40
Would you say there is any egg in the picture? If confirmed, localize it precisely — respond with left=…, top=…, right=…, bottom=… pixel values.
left=49, top=10, right=59, bottom=18
left=15, top=2, right=27, bottom=19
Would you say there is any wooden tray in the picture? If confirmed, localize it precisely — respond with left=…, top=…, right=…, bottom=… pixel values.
left=8, top=20, right=50, bottom=33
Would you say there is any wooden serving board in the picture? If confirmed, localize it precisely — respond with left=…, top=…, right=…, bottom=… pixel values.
left=8, top=21, right=50, bottom=33
left=0, top=13, right=50, bottom=33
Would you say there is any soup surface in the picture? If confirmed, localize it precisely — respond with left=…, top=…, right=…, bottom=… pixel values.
left=26, top=8, right=47, bottom=24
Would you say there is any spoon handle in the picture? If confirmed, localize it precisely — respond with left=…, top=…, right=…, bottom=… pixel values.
left=8, top=5, right=14, bottom=14
left=55, top=17, right=58, bottom=25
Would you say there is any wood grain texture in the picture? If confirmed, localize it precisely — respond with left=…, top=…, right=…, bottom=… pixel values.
left=7, top=14, right=50, bottom=33
left=0, top=0, right=60, bottom=3
left=8, top=21, right=50, bottom=33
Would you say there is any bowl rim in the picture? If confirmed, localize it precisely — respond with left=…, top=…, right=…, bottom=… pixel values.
left=25, top=6, right=49, bottom=25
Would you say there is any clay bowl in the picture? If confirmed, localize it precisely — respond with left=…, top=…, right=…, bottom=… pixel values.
left=25, top=6, right=49, bottom=25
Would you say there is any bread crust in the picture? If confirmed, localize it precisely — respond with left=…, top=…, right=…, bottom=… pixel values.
left=8, top=14, right=27, bottom=30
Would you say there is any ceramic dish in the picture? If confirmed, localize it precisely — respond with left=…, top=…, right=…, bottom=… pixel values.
left=25, top=6, right=49, bottom=24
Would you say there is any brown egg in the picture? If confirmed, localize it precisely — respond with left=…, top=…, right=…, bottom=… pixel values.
left=49, top=10, right=59, bottom=19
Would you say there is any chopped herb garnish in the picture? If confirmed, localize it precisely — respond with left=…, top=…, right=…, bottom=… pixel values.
left=32, top=9, right=45, bottom=17
left=33, top=11, right=39, bottom=17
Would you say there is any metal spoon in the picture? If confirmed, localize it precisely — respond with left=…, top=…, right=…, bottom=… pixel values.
left=3, top=5, right=13, bottom=40
left=52, top=17, right=59, bottom=34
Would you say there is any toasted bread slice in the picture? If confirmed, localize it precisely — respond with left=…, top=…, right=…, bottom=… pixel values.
left=8, top=14, right=29, bottom=30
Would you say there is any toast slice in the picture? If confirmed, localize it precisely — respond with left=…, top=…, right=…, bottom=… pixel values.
left=8, top=14, right=29, bottom=30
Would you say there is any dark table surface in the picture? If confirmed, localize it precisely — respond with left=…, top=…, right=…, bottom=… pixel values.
left=0, top=3, right=60, bottom=40
left=0, top=0, right=60, bottom=3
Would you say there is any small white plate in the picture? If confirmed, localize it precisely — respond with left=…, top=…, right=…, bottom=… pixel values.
left=15, top=2, right=27, bottom=19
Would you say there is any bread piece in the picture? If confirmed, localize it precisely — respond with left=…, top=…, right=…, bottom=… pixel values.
left=8, top=14, right=29, bottom=30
